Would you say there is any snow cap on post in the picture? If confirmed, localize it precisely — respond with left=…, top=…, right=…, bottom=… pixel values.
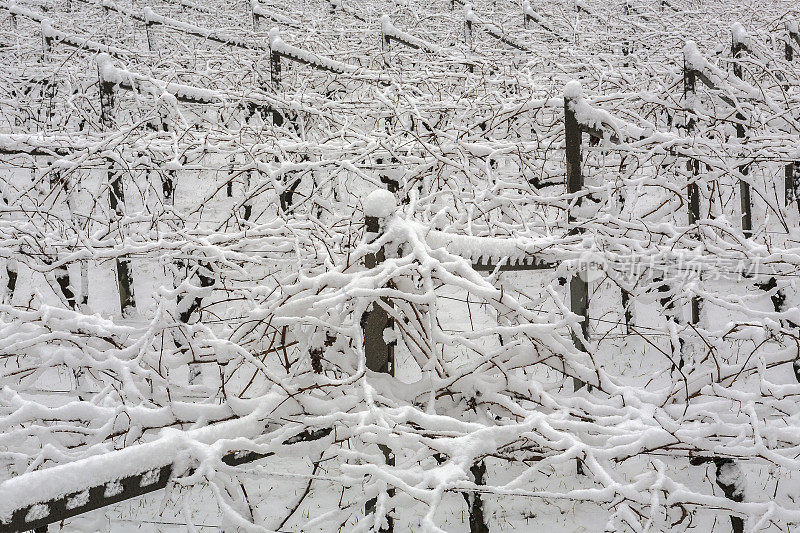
left=41, top=17, right=54, bottom=39
left=464, top=3, right=474, bottom=22
left=96, top=53, right=121, bottom=85
left=380, top=14, right=391, bottom=34
left=268, top=27, right=280, bottom=47
left=364, top=189, right=397, bottom=219
left=564, top=80, right=582, bottom=100
left=731, top=22, right=748, bottom=47
left=143, top=6, right=156, bottom=23
left=683, top=40, right=703, bottom=70
left=523, top=0, right=533, bottom=28
left=787, top=20, right=799, bottom=34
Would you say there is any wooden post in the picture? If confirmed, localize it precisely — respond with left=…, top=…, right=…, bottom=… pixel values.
left=787, top=162, right=800, bottom=215
left=55, top=266, right=77, bottom=309
left=464, top=4, right=473, bottom=48
left=715, top=458, right=745, bottom=533
left=621, top=289, right=632, bottom=334
left=143, top=8, right=159, bottom=53
left=621, top=2, right=630, bottom=64
left=564, top=85, right=589, bottom=378
left=243, top=169, right=253, bottom=221
left=269, top=49, right=281, bottom=90
left=563, top=84, right=588, bottom=355
left=380, top=15, right=391, bottom=68
left=270, top=52, right=283, bottom=127
left=264, top=31, right=284, bottom=125
left=146, top=20, right=158, bottom=52
left=688, top=456, right=745, bottom=533
left=362, top=189, right=396, bottom=532
left=463, top=461, right=489, bottom=533
left=683, top=54, right=701, bottom=326
left=251, top=0, right=264, bottom=30
left=786, top=25, right=800, bottom=216
left=523, top=0, right=529, bottom=28
left=41, top=20, right=53, bottom=61
left=731, top=25, right=752, bottom=238
left=98, top=61, right=136, bottom=316
left=565, top=82, right=589, bottom=476
left=685, top=45, right=745, bottom=528
left=3, top=261, right=17, bottom=304
left=362, top=191, right=396, bottom=376
left=50, top=172, right=76, bottom=309
left=269, top=28, right=281, bottom=91
left=176, top=261, right=215, bottom=384
left=462, top=5, right=474, bottom=73
left=110, top=176, right=135, bottom=315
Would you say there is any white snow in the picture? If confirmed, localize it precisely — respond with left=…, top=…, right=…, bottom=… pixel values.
left=363, top=189, right=397, bottom=218
left=2, top=0, right=800, bottom=531
left=731, top=22, right=749, bottom=46
left=563, top=79, right=583, bottom=100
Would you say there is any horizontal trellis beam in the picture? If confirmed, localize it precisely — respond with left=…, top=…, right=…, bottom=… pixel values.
left=0, top=428, right=331, bottom=533
left=483, top=25, right=531, bottom=51
left=471, top=257, right=557, bottom=271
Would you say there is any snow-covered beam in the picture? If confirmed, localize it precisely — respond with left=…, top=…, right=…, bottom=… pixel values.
left=471, top=256, right=556, bottom=271
left=482, top=23, right=531, bottom=52
left=522, top=0, right=564, bottom=40
left=380, top=15, right=441, bottom=54
left=251, top=0, right=301, bottom=30
left=72, top=0, right=266, bottom=51
left=161, top=0, right=213, bottom=15
left=0, top=134, right=74, bottom=156
left=40, top=18, right=131, bottom=58
left=268, top=28, right=355, bottom=75
left=0, top=426, right=332, bottom=533
left=143, top=6, right=265, bottom=51
left=327, top=0, right=367, bottom=22
left=96, top=54, right=221, bottom=105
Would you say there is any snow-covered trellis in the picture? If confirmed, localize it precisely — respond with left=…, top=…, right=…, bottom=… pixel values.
left=2, top=0, right=800, bottom=531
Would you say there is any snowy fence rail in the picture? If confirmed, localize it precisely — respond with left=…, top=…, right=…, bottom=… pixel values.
left=0, top=426, right=331, bottom=533
left=450, top=0, right=531, bottom=51
left=379, top=15, right=441, bottom=55
left=70, top=0, right=265, bottom=51
left=522, top=0, right=563, bottom=40
left=267, top=28, right=356, bottom=89
left=161, top=0, right=213, bottom=15
left=327, top=0, right=367, bottom=22
left=3, top=4, right=132, bottom=58
left=250, top=0, right=301, bottom=30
